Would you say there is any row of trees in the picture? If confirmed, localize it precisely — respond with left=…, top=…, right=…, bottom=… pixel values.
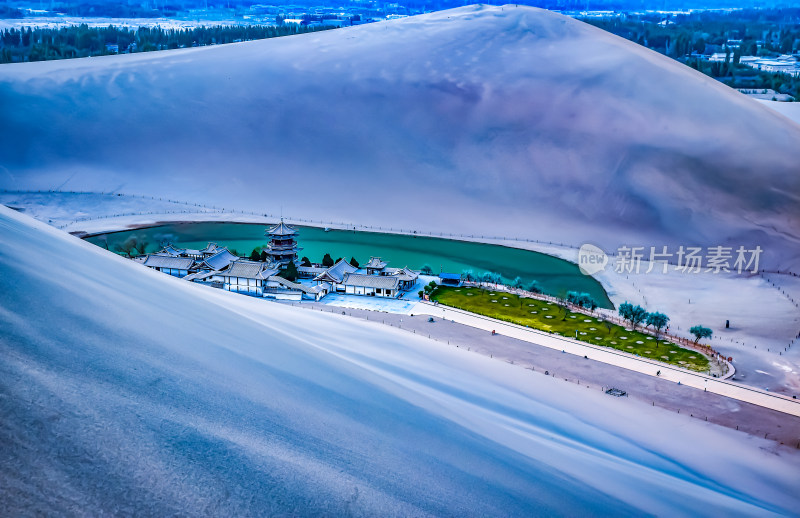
left=618, top=302, right=670, bottom=335
left=460, top=269, right=543, bottom=294
left=566, top=291, right=598, bottom=311
left=618, top=302, right=713, bottom=343
left=0, top=23, right=334, bottom=63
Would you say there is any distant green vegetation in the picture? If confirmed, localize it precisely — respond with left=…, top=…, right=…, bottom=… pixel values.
left=0, top=24, right=335, bottom=64
left=582, top=8, right=800, bottom=100
left=432, top=286, right=710, bottom=372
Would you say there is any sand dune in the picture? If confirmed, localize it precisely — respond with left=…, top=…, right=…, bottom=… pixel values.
left=0, top=5, right=798, bottom=270
left=2, top=203, right=799, bottom=515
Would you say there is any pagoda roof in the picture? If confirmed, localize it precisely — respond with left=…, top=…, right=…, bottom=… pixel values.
left=314, top=259, right=358, bottom=284
left=198, top=249, right=237, bottom=271
left=364, top=256, right=387, bottom=269
left=221, top=260, right=279, bottom=280
left=392, top=267, right=419, bottom=282
left=266, top=220, right=297, bottom=237
left=201, top=242, right=223, bottom=254
left=160, top=244, right=186, bottom=257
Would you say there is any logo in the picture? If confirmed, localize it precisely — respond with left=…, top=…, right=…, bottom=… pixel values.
left=578, top=243, right=608, bottom=276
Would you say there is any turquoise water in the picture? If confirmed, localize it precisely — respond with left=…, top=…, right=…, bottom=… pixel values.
left=87, top=222, right=612, bottom=308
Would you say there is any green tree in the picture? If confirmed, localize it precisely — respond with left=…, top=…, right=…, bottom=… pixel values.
left=527, top=280, right=542, bottom=294
left=301, top=256, right=312, bottom=267
left=421, top=264, right=433, bottom=275
left=349, top=256, right=360, bottom=268
left=282, top=261, right=298, bottom=282
left=690, top=325, right=713, bottom=343
left=114, top=237, right=137, bottom=257
left=322, top=253, right=334, bottom=267
left=423, top=281, right=437, bottom=296
left=619, top=302, right=648, bottom=329
left=249, top=248, right=262, bottom=261
left=646, top=312, right=670, bottom=336
left=579, top=293, right=598, bottom=311
left=481, top=271, right=501, bottom=284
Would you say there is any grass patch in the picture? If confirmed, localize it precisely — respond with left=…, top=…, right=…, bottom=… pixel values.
left=431, top=286, right=709, bottom=372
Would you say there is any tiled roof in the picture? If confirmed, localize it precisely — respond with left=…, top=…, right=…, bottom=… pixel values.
left=143, top=254, right=194, bottom=270
left=298, top=266, right=327, bottom=274
left=364, top=256, right=387, bottom=269
left=183, top=271, right=215, bottom=282
left=266, top=220, right=297, bottom=237
left=393, top=267, right=419, bottom=282
left=269, top=276, right=324, bottom=294
left=201, top=249, right=237, bottom=271
left=201, top=242, right=221, bottom=254
left=313, top=259, right=358, bottom=284
left=222, top=260, right=279, bottom=280
left=160, top=244, right=201, bottom=257
left=161, top=244, right=186, bottom=257
left=343, top=273, right=399, bottom=290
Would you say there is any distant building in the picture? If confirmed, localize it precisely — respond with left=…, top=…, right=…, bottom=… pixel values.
left=438, top=272, right=462, bottom=287
left=313, top=259, right=359, bottom=293
left=708, top=53, right=800, bottom=77
left=264, top=220, right=301, bottom=267
left=313, top=257, right=419, bottom=297
left=321, top=18, right=348, bottom=27
left=265, top=275, right=326, bottom=301
left=298, top=265, right=328, bottom=278
left=143, top=254, right=194, bottom=277
left=364, top=256, right=387, bottom=275
left=211, top=260, right=279, bottom=296
left=139, top=233, right=419, bottom=301
left=197, top=248, right=238, bottom=272
left=200, top=242, right=227, bottom=258
left=384, top=266, right=419, bottom=291
left=160, top=244, right=203, bottom=260
left=342, top=272, right=400, bottom=297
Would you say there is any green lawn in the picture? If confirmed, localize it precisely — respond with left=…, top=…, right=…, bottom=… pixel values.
left=431, top=286, right=710, bottom=372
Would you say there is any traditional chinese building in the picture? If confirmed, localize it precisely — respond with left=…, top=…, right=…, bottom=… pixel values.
left=264, top=220, right=301, bottom=267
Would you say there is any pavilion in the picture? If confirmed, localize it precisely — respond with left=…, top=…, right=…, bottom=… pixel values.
left=264, top=220, right=301, bottom=267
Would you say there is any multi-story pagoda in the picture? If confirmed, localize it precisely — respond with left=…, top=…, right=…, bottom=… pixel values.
left=264, top=219, right=301, bottom=267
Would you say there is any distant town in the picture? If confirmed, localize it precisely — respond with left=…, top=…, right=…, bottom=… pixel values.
left=2, top=1, right=799, bottom=100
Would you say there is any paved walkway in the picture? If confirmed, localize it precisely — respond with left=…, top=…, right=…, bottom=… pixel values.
left=279, top=299, right=800, bottom=446
left=412, top=301, right=800, bottom=418
left=318, top=293, right=420, bottom=314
